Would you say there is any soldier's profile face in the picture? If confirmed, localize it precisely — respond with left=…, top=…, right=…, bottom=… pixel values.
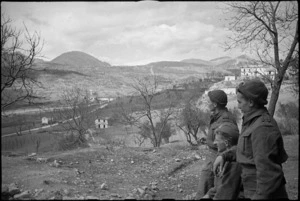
left=213, top=133, right=227, bottom=153
left=237, top=92, right=251, bottom=114
left=207, top=96, right=216, bottom=112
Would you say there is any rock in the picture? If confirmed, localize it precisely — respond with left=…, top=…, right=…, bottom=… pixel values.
left=63, top=189, right=70, bottom=196
left=137, top=188, right=145, bottom=196
left=28, top=153, right=37, bottom=157
left=144, top=194, right=153, bottom=200
left=34, top=188, right=44, bottom=196
left=36, top=157, right=48, bottom=163
left=100, top=183, right=108, bottom=190
left=13, top=190, right=32, bottom=199
left=194, top=154, right=201, bottom=160
left=8, top=183, right=21, bottom=196
left=53, top=160, right=61, bottom=167
left=86, top=195, right=99, bottom=200
left=131, top=160, right=134, bottom=164
left=175, top=158, right=181, bottom=162
left=110, top=193, right=119, bottom=197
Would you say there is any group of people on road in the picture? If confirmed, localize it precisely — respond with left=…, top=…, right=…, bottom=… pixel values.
left=194, top=79, right=289, bottom=200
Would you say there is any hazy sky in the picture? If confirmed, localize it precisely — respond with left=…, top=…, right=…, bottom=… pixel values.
left=1, top=1, right=250, bottom=65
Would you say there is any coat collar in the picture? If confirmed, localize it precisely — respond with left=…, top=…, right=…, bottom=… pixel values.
left=242, top=107, right=268, bottom=125
left=211, top=108, right=229, bottom=122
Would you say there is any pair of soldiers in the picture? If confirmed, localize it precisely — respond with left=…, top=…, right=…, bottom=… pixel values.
left=196, top=79, right=288, bottom=200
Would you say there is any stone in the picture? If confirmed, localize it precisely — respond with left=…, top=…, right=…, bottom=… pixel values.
left=175, top=158, right=181, bottom=162
left=34, top=188, right=44, bottom=196
left=100, top=183, right=108, bottom=190
left=13, top=190, right=32, bottom=199
left=53, top=160, right=60, bottom=167
left=137, top=188, right=145, bottom=196
left=86, top=195, right=99, bottom=200
left=63, top=189, right=70, bottom=196
left=194, top=154, right=201, bottom=160
left=28, top=153, right=37, bottom=157
left=36, top=157, right=48, bottom=163
left=110, top=193, right=119, bottom=197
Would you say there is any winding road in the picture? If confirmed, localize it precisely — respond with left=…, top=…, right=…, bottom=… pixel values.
left=1, top=103, right=108, bottom=138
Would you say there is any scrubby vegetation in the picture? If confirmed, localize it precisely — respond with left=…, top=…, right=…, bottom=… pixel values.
left=276, top=102, right=299, bottom=135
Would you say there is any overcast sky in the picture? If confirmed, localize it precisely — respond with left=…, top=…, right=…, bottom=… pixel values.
left=2, top=1, right=250, bottom=66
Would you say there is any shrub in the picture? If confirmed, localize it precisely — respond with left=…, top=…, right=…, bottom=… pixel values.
left=138, top=120, right=175, bottom=147
left=177, top=102, right=210, bottom=146
left=56, top=132, right=89, bottom=151
left=276, top=102, right=299, bottom=135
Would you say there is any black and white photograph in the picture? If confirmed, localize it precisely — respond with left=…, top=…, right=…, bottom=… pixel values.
left=1, top=1, right=298, bottom=200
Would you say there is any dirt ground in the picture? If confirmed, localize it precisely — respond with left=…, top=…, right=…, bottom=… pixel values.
left=1, top=135, right=298, bottom=200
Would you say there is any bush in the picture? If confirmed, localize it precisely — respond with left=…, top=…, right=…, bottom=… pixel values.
left=276, top=102, right=299, bottom=135
left=56, top=132, right=89, bottom=151
left=138, top=120, right=175, bottom=147
left=178, top=102, right=210, bottom=146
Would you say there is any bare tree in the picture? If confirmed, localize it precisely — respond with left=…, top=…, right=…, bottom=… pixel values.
left=120, top=75, right=176, bottom=147
left=1, top=14, right=44, bottom=112
left=176, top=102, right=210, bottom=146
left=52, top=87, right=96, bottom=149
left=222, top=1, right=298, bottom=116
left=14, top=115, right=27, bottom=136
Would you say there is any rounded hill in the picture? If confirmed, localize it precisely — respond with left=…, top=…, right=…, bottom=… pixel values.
left=51, top=51, right=111, bottom=69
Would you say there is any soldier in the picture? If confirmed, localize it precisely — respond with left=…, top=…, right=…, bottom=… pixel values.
left=213, top=79, right=289, bottom=200
left=202, top=122, right=242, bottom=199
left=195, top=89, right=238, bottom=199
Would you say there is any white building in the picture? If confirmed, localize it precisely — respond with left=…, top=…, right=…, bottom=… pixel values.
left=241, top=64, right=276, bottom=80
left=95, top=118, right=108, bottom=129
left=224, top=76, right=236, bottom=81
left=42, top=117, right=54, bottom=125
left=99, top=98, right=114, bottom=102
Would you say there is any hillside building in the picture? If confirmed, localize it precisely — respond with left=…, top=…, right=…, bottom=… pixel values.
left=241, top=64, right=276, bottom=80
left=42, top=117, right=54, bottom=125
left=95, top=118, right=108, bottom=129
left=224, top=76, right=236, bottom=81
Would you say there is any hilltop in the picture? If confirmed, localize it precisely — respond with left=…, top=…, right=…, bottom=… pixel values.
left=30, top=51, right=258, bottom=105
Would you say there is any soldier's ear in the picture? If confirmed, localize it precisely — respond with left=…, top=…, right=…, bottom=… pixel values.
left=224, top=140, right=229, bottom=147
left=213, top=102, right=218, bottom=108
left=249, top=99, right=255, bottom=107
